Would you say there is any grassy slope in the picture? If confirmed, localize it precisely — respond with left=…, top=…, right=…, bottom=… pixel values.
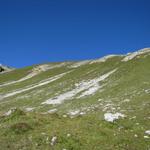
left=0, top=53, right=150, bottom=150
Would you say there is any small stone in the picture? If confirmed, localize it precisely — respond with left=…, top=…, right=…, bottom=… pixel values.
left=144, top=136, right=149, bottom=139
left=134, top=134, right=138, bottom=138
left=98, top=99, right=102, bottom=102
left=63, top=115, right=67, bottom=118
left=51, top=136, right=57, bottom=146
left=104, top=112, right=125, bottom=122
left=145, top=130, right=150, bottom=135
left=80, top=112, right=86, bottom=115
left=67, top=133, right=71, bottom=137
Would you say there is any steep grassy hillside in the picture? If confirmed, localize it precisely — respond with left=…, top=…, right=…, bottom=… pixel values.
left=0, top=48, right=150, bottom=150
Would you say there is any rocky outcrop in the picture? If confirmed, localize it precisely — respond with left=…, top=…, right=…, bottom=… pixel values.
left=0, top=66, right=5, bottom=72
left=0, top=64, right=14, bottom=73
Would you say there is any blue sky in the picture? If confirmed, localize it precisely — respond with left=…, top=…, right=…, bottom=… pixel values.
left=0, top=0, right=150, bottom=68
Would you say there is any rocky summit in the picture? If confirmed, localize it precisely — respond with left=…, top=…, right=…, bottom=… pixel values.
left=0, top=48, right=150, bottom=150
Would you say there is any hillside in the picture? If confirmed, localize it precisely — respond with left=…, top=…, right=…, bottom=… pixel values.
left=0, top=48, right=150, bottom=150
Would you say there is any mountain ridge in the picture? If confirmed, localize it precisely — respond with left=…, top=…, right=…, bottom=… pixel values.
left=1, top=47, right=150, bottom=70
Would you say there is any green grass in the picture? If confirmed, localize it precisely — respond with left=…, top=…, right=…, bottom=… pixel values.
left=0, top=109, right=149, bottom=150
left=0, top=52, right=150, bottom=149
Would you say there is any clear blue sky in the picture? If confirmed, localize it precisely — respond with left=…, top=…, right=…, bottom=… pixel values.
left=0, top=0, right=150, bottom=68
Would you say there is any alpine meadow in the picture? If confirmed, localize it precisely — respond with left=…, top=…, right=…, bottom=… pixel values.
left=0, top=48, right=150, bottom=150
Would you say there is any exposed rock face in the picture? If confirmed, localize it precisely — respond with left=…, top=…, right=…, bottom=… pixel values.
left=0, top=64, right=13, bottom=73
left=0, top=66, right=5, bottom=72
left=122, top=48, right=150, bottom=62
